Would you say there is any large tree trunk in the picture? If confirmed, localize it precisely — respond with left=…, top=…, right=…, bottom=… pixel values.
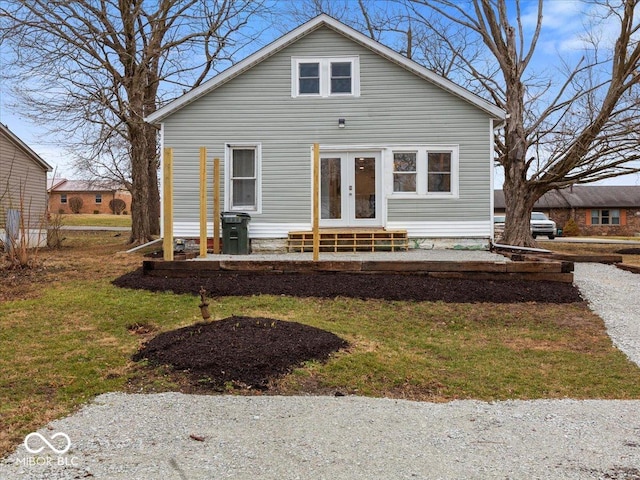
left=501, top=176, right=537, bottom=247
left=498, top=24, right=539, bottom=247
left=129, top=123, right=152, bottom=245
left=145, top=123, right=160, bottom=236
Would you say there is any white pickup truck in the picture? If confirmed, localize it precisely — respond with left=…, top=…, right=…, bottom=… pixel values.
left=530, top=212, right=556, bottom=239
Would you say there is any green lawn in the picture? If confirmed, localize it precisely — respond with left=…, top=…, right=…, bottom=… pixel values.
left=2, top=232, right=640, bottom=457
left=59, top=213, right=131, bottom=227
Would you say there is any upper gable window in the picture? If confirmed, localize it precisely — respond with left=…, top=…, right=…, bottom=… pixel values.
left=331, top=62, right=352, bottom=94
left=292, top=56, right=360, bottom=98
left=299, top=62, right=320, bottom=94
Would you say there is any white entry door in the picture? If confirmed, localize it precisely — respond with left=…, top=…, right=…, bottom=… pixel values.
left=319, top=151, right=381, bottom=227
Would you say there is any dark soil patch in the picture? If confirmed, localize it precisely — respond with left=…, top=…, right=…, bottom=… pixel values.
left=616, top=248, right=640, bottom=255
left=131, top=316, right=348, bottom=390
left=113, top=268, right=583, bottom=303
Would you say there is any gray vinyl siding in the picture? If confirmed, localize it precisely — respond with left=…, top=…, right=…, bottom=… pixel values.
left=162, top=25, right=493, bottom=225
left=0, top=131, right=48, bottom=229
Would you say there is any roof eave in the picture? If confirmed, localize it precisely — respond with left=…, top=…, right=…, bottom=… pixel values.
left=0, top=123, right=53, bottom=172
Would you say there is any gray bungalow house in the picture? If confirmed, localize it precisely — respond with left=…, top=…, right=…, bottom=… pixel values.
left=0, top=123, right=52, bottom=248
left=146, top=14, right=506, bottom=251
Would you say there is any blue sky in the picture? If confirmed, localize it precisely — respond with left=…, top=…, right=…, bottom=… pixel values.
left=1, top=0, right=638, bottom=186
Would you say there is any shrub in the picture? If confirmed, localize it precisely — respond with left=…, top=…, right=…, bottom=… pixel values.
left=69, top=196, right=83, bottom=214
left=47, top=213, right=64, bottom=249
left=93, top=210, right=100, bottom=214
left=109, top=198, right=126, bottom=215
left=562, top=218, right=581, bottom=237
left=58, top=208, right=65, bottom=214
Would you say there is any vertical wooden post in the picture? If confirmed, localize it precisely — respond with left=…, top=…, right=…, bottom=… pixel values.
left=313, top=143, right=320, bottom=262
left=163, top=147, right=174, bottom=261
left=199, top=147, right=208, bottom=258
left=213, top=157, right=221, bottom=254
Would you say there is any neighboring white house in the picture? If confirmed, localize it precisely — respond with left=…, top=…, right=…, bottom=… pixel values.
left=0, top=123, right=52, bottom=248
left=145, top=14, right=506, bottom=251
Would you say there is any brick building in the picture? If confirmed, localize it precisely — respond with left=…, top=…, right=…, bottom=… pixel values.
left=48, top=178, right=132, bottom=215
left=495, top=185, right=640, bottom=237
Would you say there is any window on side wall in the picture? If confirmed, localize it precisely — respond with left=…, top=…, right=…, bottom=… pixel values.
left=226, top=144, right=261, bottom=212
left=591, top=209, right=620, bottom=225
left=292, top=57, right=359, bottom=98
left=390, top=146, right=458, bottom=197
left=427, top=152, right=452, bottom=193
left=60, top=194, right=67, bottom=204
left=393, top=152, right=417, bottom=193
left=95, top=194, right=102, bottom=204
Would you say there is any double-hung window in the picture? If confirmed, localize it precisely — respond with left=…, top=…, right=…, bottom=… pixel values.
left=591, top=209, right=620, bottom=225
left=330, top=62, right=352, bottom=94
left=427, top=152, right=452, bottom=193
left=226, top=144, right=261, bottom=212
left=298, top=62, right=320, bottom=94
left=292, top=56, right=360, bottom=97
left=393, top=152, right=417, bottom=192
left=60, top=194, right=67, bottom=204
left=391, top=146, right=458, bottom=197
left=95, top=193, right=102, bottom=204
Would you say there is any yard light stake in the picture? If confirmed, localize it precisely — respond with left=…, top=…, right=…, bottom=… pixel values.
left=199, top=287, right=211, bottom=320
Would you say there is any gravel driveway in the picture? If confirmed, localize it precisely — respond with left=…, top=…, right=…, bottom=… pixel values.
left=2, top=261, right=640, bottom=480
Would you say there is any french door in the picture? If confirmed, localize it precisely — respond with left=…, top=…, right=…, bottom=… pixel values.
left=319, top=151, right=381, bottom=227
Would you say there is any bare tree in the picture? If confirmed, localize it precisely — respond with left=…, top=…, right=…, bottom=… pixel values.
left=281, top=0, right=414, bottom=49
left=407, top=0, right=640, bottom=246
left=0, top=1, right=270, bottom=245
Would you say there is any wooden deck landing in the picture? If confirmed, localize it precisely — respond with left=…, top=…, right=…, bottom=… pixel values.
left=142, top=258, right=574, bottom=283
left=287, top=229, right=409, bottom=252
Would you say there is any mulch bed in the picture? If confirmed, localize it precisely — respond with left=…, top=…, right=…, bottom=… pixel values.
left=132, top=316, right=348, bottom=390
left=113, top=268, right=583, bottom=303
left=121, top=267, right=583, bottom=392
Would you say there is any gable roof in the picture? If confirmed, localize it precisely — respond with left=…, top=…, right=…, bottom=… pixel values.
left=146, top=14, right=506, bottom=124
left=0, top=123, right=52, bottom=172
left=494, top=185, right=640, bottom=210
left=47, top=178, right=126, bottom=193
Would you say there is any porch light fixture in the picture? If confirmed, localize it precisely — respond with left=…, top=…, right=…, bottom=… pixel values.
left=338, top=118, right=346, bottom=128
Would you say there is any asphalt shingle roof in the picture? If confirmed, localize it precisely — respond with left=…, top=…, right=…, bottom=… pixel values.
left=495, top=185, right=640, bottom=210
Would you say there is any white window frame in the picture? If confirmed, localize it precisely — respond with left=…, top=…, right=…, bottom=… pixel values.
left=224, top=143, right=262, bottom=213
left=291, top=56, right=360, bottom=98
left=95, top=193, right=102, bottom=204
left=388, top=145, right=459, bottom=199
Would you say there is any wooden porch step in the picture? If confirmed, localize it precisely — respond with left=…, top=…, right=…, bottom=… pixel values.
left=287, top=229, right=409, bottom=253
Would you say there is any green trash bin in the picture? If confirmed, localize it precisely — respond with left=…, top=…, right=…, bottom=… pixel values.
left=221, top=212, right=251, bottom=254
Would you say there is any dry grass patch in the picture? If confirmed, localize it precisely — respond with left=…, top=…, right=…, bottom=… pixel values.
left=2, top=233, right=640, bottom=459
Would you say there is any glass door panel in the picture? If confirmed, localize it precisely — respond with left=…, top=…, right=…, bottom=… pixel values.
left=353, top=157, right=376, bottom=219
left=321, top=157, right=342, bottom=220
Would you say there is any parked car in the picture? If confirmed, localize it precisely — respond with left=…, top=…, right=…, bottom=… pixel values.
left=530, top=211, right=556, bottom=239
